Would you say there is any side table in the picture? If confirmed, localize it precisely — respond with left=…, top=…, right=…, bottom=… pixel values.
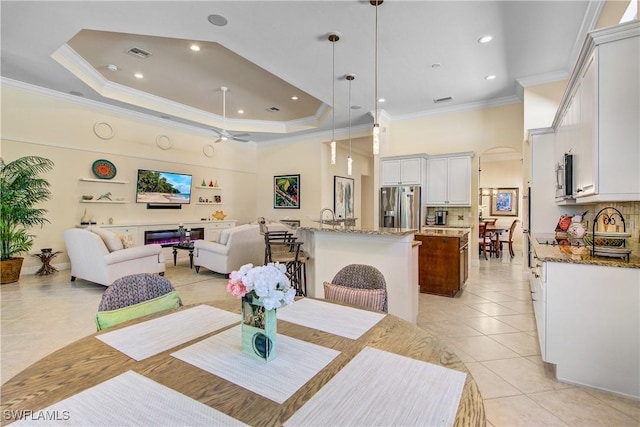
left=172, top=243, right=195, bottom=269
left=31, top=249, right=62, bottom=276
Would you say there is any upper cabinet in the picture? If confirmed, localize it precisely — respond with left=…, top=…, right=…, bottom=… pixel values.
left=553, top=21, right=639, bottom=203
left=380, top=156, right=426, bottom=186
left=425, top=153, right=473, bottom=206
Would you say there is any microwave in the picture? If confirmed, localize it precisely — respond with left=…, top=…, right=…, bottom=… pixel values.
left=555, top=153, right=573, bottom=199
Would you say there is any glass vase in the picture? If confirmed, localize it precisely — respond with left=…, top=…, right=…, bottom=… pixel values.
left=241, top=294, right=276, bottom=362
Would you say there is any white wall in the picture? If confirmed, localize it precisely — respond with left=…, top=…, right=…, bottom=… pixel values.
left=1, top=85, right=259, bottom=270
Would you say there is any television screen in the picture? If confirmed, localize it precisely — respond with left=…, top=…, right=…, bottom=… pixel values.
left=136, top=169, right=192, bottom=204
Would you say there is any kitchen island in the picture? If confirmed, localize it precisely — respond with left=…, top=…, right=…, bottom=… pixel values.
left=416, top=229, right=470, bottom=297
left=297, top=225, right=419, bottom=323
left=529, top=234, right=639, bottom=399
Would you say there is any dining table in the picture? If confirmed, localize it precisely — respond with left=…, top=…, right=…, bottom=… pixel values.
left=1, top=298, right=485, bottom=426
left=481, top=223, right=510, bottom=257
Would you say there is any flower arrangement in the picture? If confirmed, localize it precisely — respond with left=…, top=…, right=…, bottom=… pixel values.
left=227, top=263, right=296, bottom=310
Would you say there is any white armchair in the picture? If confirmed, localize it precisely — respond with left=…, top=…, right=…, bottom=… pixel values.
left=194, top=223, right=291, bottom=275
left=63, top=228, right=166, bottom=287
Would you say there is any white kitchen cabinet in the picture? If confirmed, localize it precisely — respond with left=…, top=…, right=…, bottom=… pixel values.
left=553, top=21, right=639, bottom=203
left=425, top=153, right=472, bottom=206
left=529, top=249, right=640, bottom=398
left=380, top=156, right=424, bottom=186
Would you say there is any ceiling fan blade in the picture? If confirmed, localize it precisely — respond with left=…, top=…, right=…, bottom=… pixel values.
left=213, top=137, right=224, bottom=143
left=232, top=137, right=250, bottom=143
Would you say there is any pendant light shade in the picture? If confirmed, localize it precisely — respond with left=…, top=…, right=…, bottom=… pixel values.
left=371, top=0, right=383, bottom=155
left=346, top=74, right=355, bottom=176
left=328, top=33, right=340, bottom=165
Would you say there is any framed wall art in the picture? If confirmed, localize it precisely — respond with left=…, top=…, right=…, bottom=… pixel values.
left=490, top=187, right=519, bottom=217
left=334, top=176, right=354, bottom=219
left=274, top=174, right=300, bottom=209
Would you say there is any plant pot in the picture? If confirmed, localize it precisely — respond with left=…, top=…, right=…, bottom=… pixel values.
left=1, top=257, right=24, bottom=284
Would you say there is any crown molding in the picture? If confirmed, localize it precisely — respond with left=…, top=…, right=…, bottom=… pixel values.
left=392, top=95, right=521, bottom=122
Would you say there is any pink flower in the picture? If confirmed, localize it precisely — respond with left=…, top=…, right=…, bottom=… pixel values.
left=226, top=279, right=248, bottom=298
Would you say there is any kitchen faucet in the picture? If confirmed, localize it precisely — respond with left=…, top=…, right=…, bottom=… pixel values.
left=319, top=208, right=336, bottom=228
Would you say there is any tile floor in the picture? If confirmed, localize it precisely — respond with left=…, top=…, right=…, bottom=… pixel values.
left=2, top=250, right=639, bottom=426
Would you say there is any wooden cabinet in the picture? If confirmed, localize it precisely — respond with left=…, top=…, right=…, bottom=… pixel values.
left=380, top=156, right=425, bottom=186
left=425, top=153, right=473, bottom=206
left=553, top=21, right=639, bottom=203
left=415, top=233, right=468, bottom=297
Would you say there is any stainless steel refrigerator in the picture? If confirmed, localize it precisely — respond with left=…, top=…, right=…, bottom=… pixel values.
left=379, top=186, right=421, bottom=229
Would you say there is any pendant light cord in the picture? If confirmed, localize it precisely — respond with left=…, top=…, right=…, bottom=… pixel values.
left=332, top=39, right=336, bottom=141
left=374, top=2, right=378, bottom=126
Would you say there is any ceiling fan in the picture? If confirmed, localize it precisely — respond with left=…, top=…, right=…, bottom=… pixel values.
left=213, top=86, right=251, bottom=143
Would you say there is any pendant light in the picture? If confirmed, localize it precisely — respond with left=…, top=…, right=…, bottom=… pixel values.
left=346, top=74, right=356, bottom=176
left=371, top=0, right=383, bottom=155
left=328, top=33, right=340, bottom=165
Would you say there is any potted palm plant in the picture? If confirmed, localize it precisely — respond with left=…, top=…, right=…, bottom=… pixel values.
left=0, top=156, right=54, bottom=284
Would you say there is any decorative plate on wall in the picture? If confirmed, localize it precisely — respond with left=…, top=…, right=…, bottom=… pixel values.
left=92, top=159, right=117, bottom=179
left=93, top=122, right=114, bottom=140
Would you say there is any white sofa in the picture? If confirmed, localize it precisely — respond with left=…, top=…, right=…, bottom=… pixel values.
left=63, top=228, right=166, bottom=287
left=194, top=223, right=291, bottom=275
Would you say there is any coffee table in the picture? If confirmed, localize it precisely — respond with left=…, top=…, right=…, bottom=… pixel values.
left=171, top=243, right=195, bottom=268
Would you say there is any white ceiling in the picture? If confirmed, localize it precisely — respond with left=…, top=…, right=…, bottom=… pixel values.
left=1, top=1, right=596, bottom=146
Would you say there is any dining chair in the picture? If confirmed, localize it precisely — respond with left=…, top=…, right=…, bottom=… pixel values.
left=325, top=264, right=388, bottom=313
left=95, top=273, right=182, bottom=330
left=478, top=223, right=496, bottom=260
left=498, top=219, right=519, bottom=258
left=264, top=231, right=307, bottom=296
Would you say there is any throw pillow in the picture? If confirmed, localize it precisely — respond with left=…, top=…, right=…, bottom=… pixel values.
left=323, top=282, right=386, bottom=312
left=95, top=291, right=182, bottom=331
left=91, top=228, right=124, bottom=252
left=117, top=232, right=136, bottom=249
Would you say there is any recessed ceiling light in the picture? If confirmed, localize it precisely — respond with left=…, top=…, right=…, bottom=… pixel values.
left=485, top=75, right=497, bottom=80
left=208, top=14, right=228, bottom=26
left=378, top=98, right=385, bottom=103
left=134, top=73, right=144, bottom=79
left=190, top=44, right=201, bottom=52
left=478, top=35, right=493, bottom=44
left=237, top=110, right=244, bottom=114
left=107, top=64, right=118, bottom=72
left=291, top=96, right=299, bottom=100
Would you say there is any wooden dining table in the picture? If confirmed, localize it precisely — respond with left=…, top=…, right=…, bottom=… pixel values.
left=481, top=223, right=510, bottom=257
left=1, top=298, right=485, bottom=426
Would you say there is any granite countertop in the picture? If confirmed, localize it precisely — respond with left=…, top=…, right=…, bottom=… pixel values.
left=422, top=225, right=473, bottom=230
left=531, top=233, right=640, bottom=269
left=297, top=226, right=418, bottom=237
left=416, top=229, right=470, bottom=238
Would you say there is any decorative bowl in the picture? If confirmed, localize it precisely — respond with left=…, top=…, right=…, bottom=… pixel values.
left=583, top=233, right=626, bottom=247
left=81, top=195, right=94, bottom=200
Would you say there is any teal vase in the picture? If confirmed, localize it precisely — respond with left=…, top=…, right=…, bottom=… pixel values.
left=241, top=295, right=277, bottom=362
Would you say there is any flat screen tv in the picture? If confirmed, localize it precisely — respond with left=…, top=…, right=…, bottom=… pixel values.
left=136, top=169, right=192, bottom=204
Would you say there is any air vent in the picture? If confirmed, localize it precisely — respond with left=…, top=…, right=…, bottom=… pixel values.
left=433, top=96, right=453, bottom=104
left=266, top=106, right=281, bottom=112
left=125, top=47, right=152, bottom=59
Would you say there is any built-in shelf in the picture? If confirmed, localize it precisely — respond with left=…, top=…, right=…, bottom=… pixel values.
left=195, top=186, right=223, bottom=190
left=80, top=200, right=129, bottom=204
left=79, top=178, right=129, bottom=184
left=196, top=202, right=223, bottom=205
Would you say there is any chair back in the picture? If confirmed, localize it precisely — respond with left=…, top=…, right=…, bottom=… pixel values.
left=264, top=230, right=296, bottom=264
left=98, top=274, right=181, bottom=311
left=508, top=219, right=519, bottom=238
left=329, top=264, right=388, bottom=312
left=96, top=274, right=182, bottom=331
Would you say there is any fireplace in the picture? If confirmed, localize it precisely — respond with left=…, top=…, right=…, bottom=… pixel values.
left=144, top=227, right=205, bottom=246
